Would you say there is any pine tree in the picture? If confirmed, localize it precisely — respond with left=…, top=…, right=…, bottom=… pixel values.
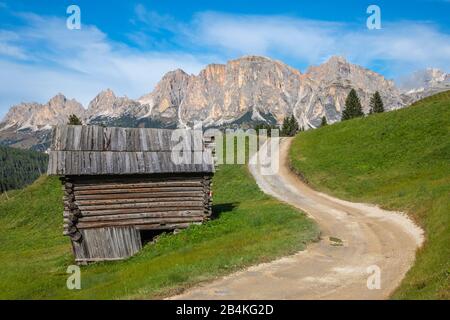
left=321, top=116, right=328, bottom=126
left=369, top=91, right=384, bottom=114
left=68, top=114, right=83, bottom=125
left=281, top=115, right=299, bottom=136
left=342, top=89, right=364, bottom=121
left=281, top=117, right=290, bottom=136
left=290, top=115, right=299, bottom=136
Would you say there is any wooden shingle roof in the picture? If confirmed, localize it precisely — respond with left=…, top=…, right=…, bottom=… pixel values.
left=47, top=125, right=214, bottom=175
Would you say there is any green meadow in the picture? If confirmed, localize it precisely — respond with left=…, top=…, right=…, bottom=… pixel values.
left=289, top=91, right=450, bottom=299
left=0, top=147, right=318, bottom=299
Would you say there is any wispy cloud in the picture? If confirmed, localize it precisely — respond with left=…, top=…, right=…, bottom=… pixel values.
left=184, top=12, right=450, bottom=75
left=0, top=12, right=208, bottom=116
left=130, top=6, right=450, bottom=74
left=0, top=5, right=449, bottom=118
left=133, top=4, right=180, bottom=33
left=0, top=30, right=27, bottom=59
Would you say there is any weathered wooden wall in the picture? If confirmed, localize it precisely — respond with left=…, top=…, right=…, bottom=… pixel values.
left=62, top=174, right=212, bottom=263
left=51, top=125, right=205, bottom=152
left=72, top=227, right=142, bottom=263
left=48, top=150, right=214, bottom=175
left=47, top=125, right=215, bottom=176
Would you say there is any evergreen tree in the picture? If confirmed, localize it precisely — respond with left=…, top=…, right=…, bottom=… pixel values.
left=68, top=114, right=83, bottom=125
left=369, top=91, right=384, bottom=114
left=281, top=115, right=300, bottom=136
left=342, top=89, right=364, bottom=121
left=281, top=116, right=290, bottom=136
left=321, top=116, right=328, bottom=126
left=290, top=115, right=299, bottom=136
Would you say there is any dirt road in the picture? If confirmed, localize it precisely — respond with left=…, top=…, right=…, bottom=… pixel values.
left=171, top=138, right=423, bottom=299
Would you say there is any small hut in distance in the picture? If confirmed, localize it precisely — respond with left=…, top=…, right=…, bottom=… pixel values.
left=47, top=125, right=215, bottom=264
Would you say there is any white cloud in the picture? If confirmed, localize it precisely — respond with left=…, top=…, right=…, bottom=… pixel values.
left=185, top=12, right=450, bottom=75
left=1, top=8, right=449, bottom=118
left=0, top=30, right=28, bottom=59
left=187, top=13, right=342, bottom=64
left=133, top=4, right=180, bottom=33
left=0, top=13, right=207, bottom=117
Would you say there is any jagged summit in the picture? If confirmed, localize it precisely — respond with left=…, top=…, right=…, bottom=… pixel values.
left=400, top=68, right=450, bottom=91
left=1, top=94, right=84, bottom=132
left=398, top=68, right=450, bottom=102
left=86, top=89, right=139, bottom=120
left=1, top=55, right=448, bottom=150
left=324, top=55, right=349, bottom=64
left=230, top=55, right=274, bottom=63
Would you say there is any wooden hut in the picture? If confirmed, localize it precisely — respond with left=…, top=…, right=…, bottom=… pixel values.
left=47, top=125, right=215, bottom=263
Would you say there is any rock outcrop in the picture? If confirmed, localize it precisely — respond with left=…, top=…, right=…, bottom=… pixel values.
left=1, top=55, right=448, bottom=150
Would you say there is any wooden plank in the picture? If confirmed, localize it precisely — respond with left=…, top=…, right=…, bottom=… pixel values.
left=80, top=207, right=204, bottom=216
left=51, top=125, right=205, bottom=152
left=75, top=196, right=204, bottom=206
left=75, top=257, right=126, bottom=262
left=77, top=216, right=204, bottom=229
left=74, top=186, right=204, bottom=195
left=73, top=175, right=204, bottom=184
left=73, top=181, right=203, bottom=191
left=78, top=211, right=205, bottom=222
left=73, top=226, right=142, bottom=261
left=76, top=201, right=204, bottom=211
left=80, top=207, right=205, bottom=216
left=74, top=191, right=205, bottom=200
left=135, top=223, right=194, bottom=230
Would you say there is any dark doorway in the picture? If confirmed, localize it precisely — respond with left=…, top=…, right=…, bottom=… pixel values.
left=139, top=229, right=168, bottom=246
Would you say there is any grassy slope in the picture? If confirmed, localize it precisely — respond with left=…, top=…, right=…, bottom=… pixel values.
left=289, top=91, right=450, bottom=299
left=0, top=164, right=318, bottom=299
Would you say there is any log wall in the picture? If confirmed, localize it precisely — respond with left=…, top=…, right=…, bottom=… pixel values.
left=62, top=173, right=212, bottom=263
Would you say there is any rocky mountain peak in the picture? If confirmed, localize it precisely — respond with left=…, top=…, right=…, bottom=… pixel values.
left=90, top=89, right=116, bottom=105
left=162, top=69, right=189, bottom=80
left=400, top=68, right=450, bottom=92
left=228, top=55, right=300, bottom=75
left=87, top=89, right=139, bottom=120
left=2, top=55, right=449, bottom=151
left=307, top=55, right=397, bottom=90
left=231, top=55, right=274, bottom=64
left=398, top=68, right=450, bottom=102
left=426, top=68, right=447, bottom=81
left=136, top=68, right=192, bottom=124
left=327, top=55, right=349, bottom=64
left=48, top=93, right=67, bottom=106
left=0, top=94, right=84, bottom=132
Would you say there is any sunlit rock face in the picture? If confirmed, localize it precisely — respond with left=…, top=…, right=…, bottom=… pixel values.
left=177, top=56, right=305, bottom=127
left=0, top=93, right=84, bottom=131
left=300, top=56, right=405, bottom=127
left=136, top=69, right=191, bottom=127
left=138, top=55, right=407, bottom=129
left=1, top=55, right=448, bottom=150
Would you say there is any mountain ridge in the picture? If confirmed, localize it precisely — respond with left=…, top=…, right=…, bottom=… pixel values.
left=1, top=55, right=448, bottom=150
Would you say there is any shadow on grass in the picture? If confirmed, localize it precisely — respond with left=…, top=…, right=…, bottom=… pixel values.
left=212, top=202, right=238, bottom=219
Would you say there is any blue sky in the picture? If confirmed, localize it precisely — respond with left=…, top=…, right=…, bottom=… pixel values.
left=0, top=0, right=449, bottom=117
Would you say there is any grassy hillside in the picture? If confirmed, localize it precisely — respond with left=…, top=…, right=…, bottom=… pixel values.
left=0, top=162, right=318, bottom=299
left=0, top=145, right=48, bottom=192
left=289, top=91, right=450, bottom=299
